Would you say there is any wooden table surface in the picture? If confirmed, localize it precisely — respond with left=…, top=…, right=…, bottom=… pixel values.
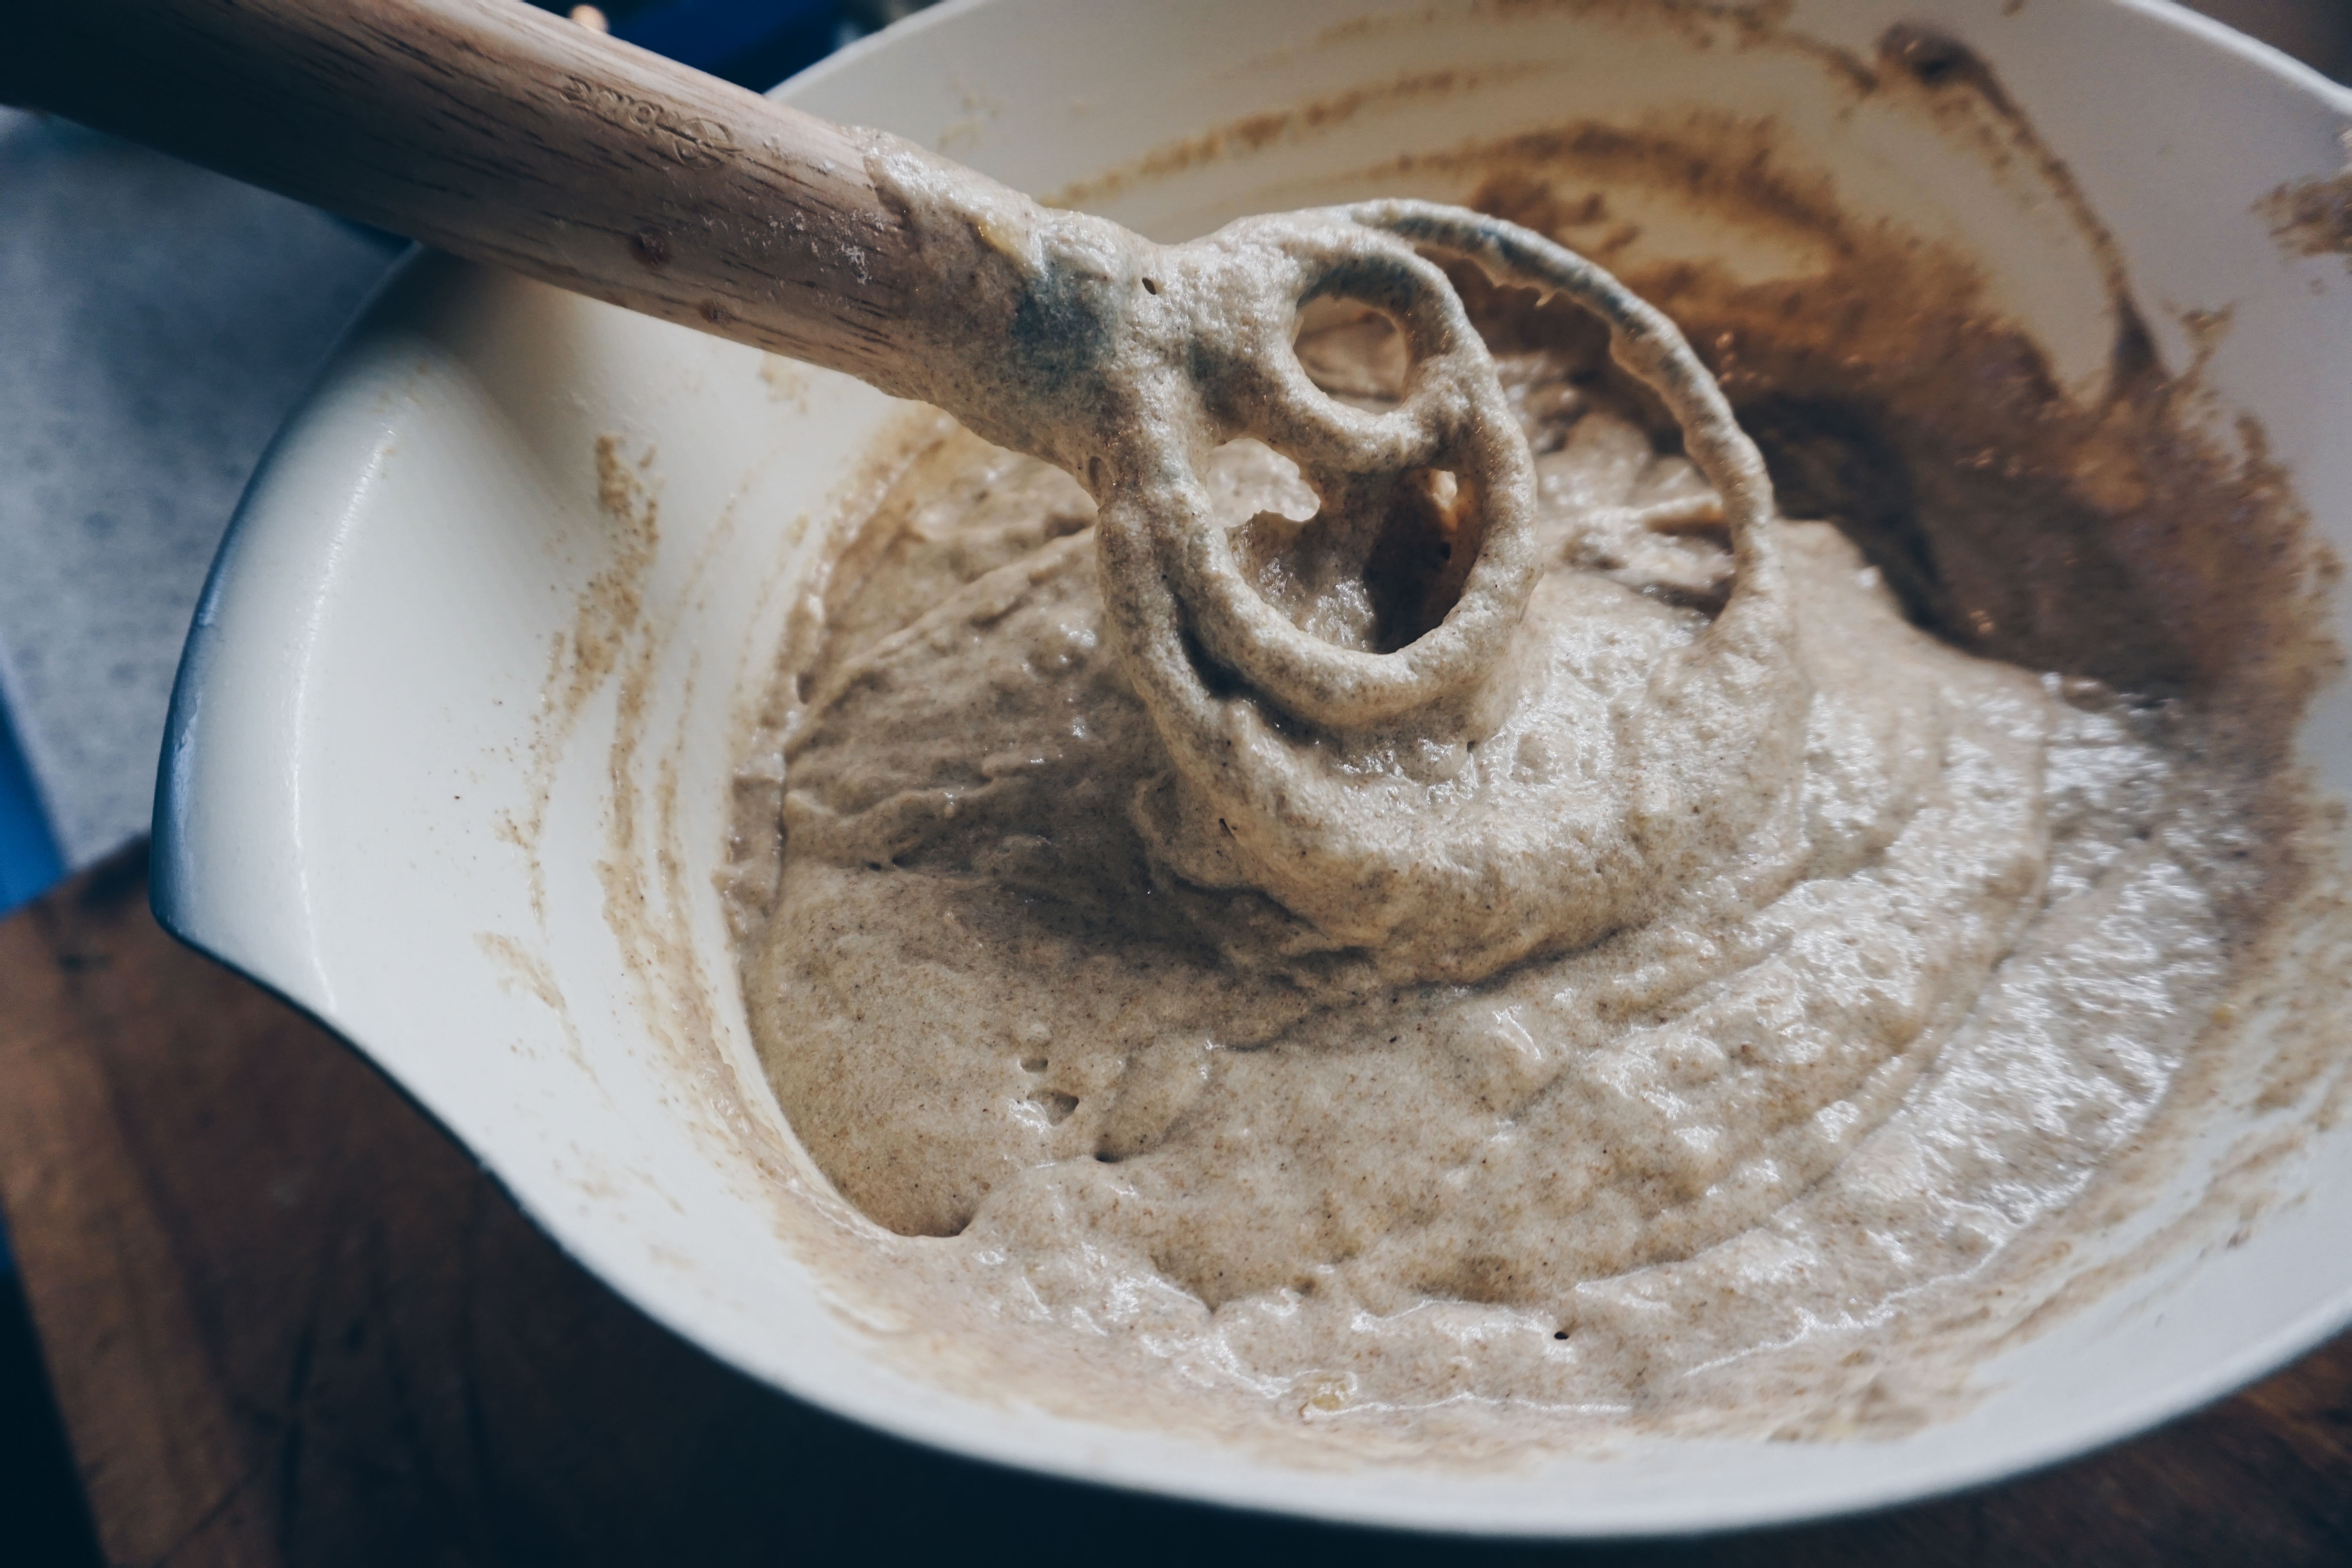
left=2, top=847, right=2346, bottom=1567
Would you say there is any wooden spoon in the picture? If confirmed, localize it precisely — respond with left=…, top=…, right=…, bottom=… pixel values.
left=5, top=0, right=1780, bottom=977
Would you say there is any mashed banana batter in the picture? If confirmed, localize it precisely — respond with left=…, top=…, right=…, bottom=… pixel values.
left=734, top=263, right=2307, bottom=1419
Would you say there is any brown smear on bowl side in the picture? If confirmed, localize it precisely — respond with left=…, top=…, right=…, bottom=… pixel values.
left=1421, top=26, right=2344, bottom=931
left=2258, top=129, right=2352, bottom=269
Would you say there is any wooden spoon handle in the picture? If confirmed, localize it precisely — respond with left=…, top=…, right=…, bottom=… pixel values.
left=1, top=0, right=965, bottom=393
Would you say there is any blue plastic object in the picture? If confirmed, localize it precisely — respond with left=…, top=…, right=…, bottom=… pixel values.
left=0, top=696, right=62, bottom=918
left=615, top=0, right=847, bottom=88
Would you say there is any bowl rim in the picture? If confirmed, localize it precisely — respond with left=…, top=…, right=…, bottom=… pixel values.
left=151, top=0, right=2352, bottom=1537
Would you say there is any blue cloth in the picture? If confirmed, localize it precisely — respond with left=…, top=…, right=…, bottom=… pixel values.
left=0, top=112, right=403, bottom=887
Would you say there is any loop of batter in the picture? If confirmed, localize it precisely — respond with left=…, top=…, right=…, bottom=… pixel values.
left=1096, top=203, right=1806, bottom=978
left=1153, top=218, right=1539, bottom=730
left=1354, top=200, right=1779, bottom=586
left=1224, top=220, right=1486, bottom=473
left=1116, top=201, right=1782, bottom=745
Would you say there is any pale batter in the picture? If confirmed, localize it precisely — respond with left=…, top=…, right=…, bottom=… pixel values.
left=736, top=277, right=2293, bottom=1419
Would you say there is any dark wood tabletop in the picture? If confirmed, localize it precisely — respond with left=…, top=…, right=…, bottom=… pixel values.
left=1, top=846, right=2345, bottom=1567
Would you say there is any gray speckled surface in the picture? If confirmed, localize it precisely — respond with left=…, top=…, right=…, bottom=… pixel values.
left=0, top=109, right=397, bottom=868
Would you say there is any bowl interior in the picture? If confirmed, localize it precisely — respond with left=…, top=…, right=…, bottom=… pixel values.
left=156, top=0, right=2352, bottom=1535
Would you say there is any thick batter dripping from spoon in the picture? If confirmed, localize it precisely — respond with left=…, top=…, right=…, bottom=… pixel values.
left=784, top=180, right=1800, bottom=990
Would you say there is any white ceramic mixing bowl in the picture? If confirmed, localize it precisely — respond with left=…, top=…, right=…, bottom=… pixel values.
left=154, top=0, right=2352, bottom=1535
